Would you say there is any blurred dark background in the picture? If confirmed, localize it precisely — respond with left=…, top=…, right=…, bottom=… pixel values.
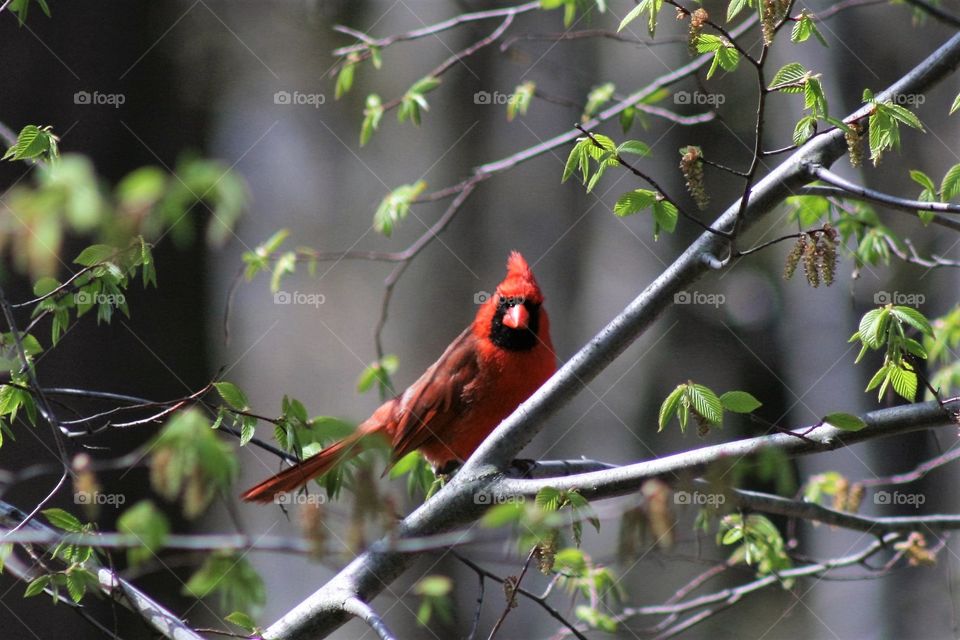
left=1, top=1, right=959, bottom=638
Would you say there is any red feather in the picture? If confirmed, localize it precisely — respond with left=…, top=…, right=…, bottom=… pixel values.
left=241, top=252, right=556, bottom=503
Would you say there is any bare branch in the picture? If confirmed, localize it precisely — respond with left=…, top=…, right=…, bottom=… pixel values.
left=342, top=597, right=397, bottom=640
left=332, top=2, right=541, bottom=56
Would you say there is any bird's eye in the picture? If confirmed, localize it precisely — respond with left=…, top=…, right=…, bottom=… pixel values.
left=499, top=295, right=525, bottom=308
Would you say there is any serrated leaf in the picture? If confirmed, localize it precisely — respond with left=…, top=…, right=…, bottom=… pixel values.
left=889, top=364, right=917, bottom=401
left=536, top=486, right=562, bottom=511
left=727, top=0, right=749, bottom=21
left=686, top=384, right=723, bottom=426
left=941, top=164, right=960, bottom=201
left=73, top=244, right=115, bottom=267
left=891, top=306, right=933, bottom=336
left=614, top=189, right=657, bottom=217
left=768, top=63, right=808, bottom=92
left=951, top=92, right=960, bottom=115
left=43, top=508, right=83, bottom=533
left=616, top=140, right=650, bottom=156
left=885, top=103, right=923, bottom=131
left=117, top=500, right=170, bottom=566
left=651, top=200, right=678, bottom=237
left=822, top=412, right=866, bottom=431
left=226, top=611, right=258, bottom=632
left=214, top=381, right=249, bottom=411
left=858, top=308, right=888, bottom=349
left=658, top=385, right=686, bottom=432
left=24, top=575, right=50, bottom=598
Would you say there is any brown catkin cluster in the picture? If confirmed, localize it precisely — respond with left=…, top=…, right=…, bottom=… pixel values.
left=896, top=532, right=937, bottom=567
left=848, top=482, right=865, bottom=513
left=761, top=0, right=790, bottom=46
left=832, top=476, right=850, bottom=512
left=845, top=122, right=864, bottom=168
left=680, top=146, right=709, bottom=210
left=536, top=535, right=557, bottom=574
left=689, top=9, right=708, bottom=56
left=786, top=225, right=839, bottom=288
left=817, top=224, right=838, bottom=285
left=783, top=236, right=806, bottom=280
left=803, top=237, right=820, bottom=287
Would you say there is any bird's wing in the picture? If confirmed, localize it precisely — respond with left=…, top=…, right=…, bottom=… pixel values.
left=388, top=327, right=480, bottom=462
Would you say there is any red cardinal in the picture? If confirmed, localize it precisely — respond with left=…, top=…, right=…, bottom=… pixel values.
left=241, top=252, right=556, bottom=503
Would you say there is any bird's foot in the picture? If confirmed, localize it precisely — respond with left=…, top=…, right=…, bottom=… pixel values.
left=507, top=458, right=539, bottom=478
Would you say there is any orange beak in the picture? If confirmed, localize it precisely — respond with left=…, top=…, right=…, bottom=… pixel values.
left=503, top=304, right=529, bottom=329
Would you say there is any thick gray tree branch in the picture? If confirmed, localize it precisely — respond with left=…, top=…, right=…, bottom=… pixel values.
left=501, top=402, right=955, bottom=500
left=264, top=30, right=960, bottom=640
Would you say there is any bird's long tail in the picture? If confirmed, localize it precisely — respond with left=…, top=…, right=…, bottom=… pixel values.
left=240, top=428, right=370, bottom=503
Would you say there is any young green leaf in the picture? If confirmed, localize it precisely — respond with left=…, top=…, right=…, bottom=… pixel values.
left=719, top=391, right=762, bottom=413
left=214, top=381, right=249, bottom=411
left=822, top=413, right=866, bottom=432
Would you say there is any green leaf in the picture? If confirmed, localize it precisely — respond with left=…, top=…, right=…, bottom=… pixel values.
left=43, top=508, right=83, bottom=533
left=686, top=384, right=723, bottom=426
left=182, top=551, right=265, bottom=615
left=335, top=60, right=355, bottom=100
left=941, top=163, right=960, bottom=201
left=727, top=0, right=750, bottom=21
left=885, top=103, right=923, bottom=131
left=117, top=500, right=170, bottom=566
left=616, top=140, right=651, bottom=157
left=910, top=169, right=936, bottom=194
left=583, top=83, right=615, bottom=121
left=357, top=355, right=399, bottom=393
left=658, top=385, right=686, bottom=432
left=73, top=244, right=115, bottom=267
left=214, top=381, right=249, bottom=411
left=822, top=413, right=866, bottom=431
left=651, top=200, right=678, bottom=238
left=950, top=92, right=960, bottom=115
left=793, top=116, right=817, bottom=146
left=768, top=63, right=808, bottom=92
left=858, top=308, right=889, bottom=349
left=791, top=12, right=827, bottom=46
left=270, top=251, right=296, bottom=293
left=891, top=306, right=933, bottom=336
left=719, top=391, right=762, bottom=413
left=24, top=575, right=50, bottom=598
left=360, top=94, right=384, bottom=146
left=889, top=364, right=917, bottom=401
left=618, top=3, right=645, bottom=32
left=507, top=81, right=535, bottom=122
left=613, top=189, right=657, bottom=217
left=414, top=575, right=452, bottom=598
left=374, top=181, right=427, bottom=236
left=536, top=486, right=562, bottom=512
left=2, top=125, right=58, bottom=162
left=239, top=416, right=257, bottom=447
left=225, top=611, right=259, bottom=633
